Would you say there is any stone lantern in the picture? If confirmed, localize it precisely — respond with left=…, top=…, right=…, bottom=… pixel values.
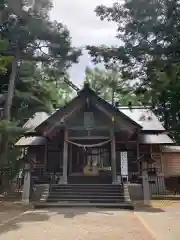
left=22, top=156, right=35, bottom=205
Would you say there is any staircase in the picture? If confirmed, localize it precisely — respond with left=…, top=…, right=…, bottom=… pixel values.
left=33, top=184, right=133, bottom=209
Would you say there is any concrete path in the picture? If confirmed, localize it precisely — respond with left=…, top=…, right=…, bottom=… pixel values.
left=135, top=206, right=180, bottom=240
left=0, top=208, right=154, bottom=240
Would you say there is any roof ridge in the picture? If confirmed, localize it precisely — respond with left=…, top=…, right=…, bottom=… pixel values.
left=119, top=106, right=151, bottom=109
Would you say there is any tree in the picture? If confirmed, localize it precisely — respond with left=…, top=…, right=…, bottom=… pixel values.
left=1, top=0, right=80, bottom=121
left=12, top=62, right=73, bottom=121
left=0, top=0, right=80, bottom=187
left=0, top=0, right=80, bottom=122
left=0, top=59, right=74, bottom=191
left=87, top=0, right=180, bottom=142
left=85, top=66, right=143, bottom=106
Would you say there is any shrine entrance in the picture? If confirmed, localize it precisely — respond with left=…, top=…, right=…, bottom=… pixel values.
left=67, top=139, right=113, bottom=184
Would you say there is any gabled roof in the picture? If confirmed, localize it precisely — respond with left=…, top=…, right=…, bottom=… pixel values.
left=119, top=107, right=165, bottom=131
left=80, top=85, right=141, bottom=128
left=20, top=85, right=166, bottom=134
left=33, top=84, right=142, bottom=135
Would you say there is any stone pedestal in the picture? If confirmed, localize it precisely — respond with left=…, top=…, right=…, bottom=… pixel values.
left=22, top=163, right=31, bottom=205
left=142, top=170, right=151, bottom=205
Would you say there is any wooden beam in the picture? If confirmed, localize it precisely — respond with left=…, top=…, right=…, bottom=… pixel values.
left=44, top=139, right=48, bottom=171
left=68, top=136, right=110, bottom=140
left=69, top=143, right=72, bottom=175
left=61, top=104, right=83, bottom=122
left=67, top=126, right=110, bottom=130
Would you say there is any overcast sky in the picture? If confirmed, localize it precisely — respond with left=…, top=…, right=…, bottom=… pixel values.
left=50, top=0, right=118, bottom=86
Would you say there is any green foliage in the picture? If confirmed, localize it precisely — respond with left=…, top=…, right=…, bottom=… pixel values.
left=0, top=120, right=25, bottom=134
left=87, top=0, right=180, bottom=142
left=0, top=39, right=12, bottom=73
left=0, top=0, right=80, bottom=176
left=0, top=119, right=25, bottom=170
left=85, top=66, right=142, bottom=106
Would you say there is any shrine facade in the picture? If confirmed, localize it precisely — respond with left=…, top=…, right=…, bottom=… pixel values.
left=16, top=83, right=174, bottom=185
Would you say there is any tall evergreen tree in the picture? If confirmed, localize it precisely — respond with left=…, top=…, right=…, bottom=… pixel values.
left=87, top=0, right=180, bottom=142
left=85, top=66, right=143, bottom=106
left=0, top=0, right=80, bottom=182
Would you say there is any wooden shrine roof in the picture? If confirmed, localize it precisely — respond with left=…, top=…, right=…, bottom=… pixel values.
left=16, top=84, right=173, bottom=146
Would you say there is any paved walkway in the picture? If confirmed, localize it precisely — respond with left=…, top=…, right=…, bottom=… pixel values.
left=0, top=202, right=27, bottom=225
left=136, top=205, right=180, bottom=240
left=0, top=208, right=154, bottom=240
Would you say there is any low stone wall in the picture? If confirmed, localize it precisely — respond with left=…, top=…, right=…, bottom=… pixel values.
left=128, top=183, right=143, bottom=201
left=33, top=184, right=50, bottom=201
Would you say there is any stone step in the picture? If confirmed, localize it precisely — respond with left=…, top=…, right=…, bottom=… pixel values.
left=51, top=188, right=122, bottom=192
left=51, top=188, right=122, bottom=191
left=51, top=184, right=121, bottom=187
left=1, top=192, right=22, bottom=200
left=43, top=192, right=124, bottom=196
left=40, top=198, right=126, bottom=203
left=50, top=189, right=123, bottom=194
left=41, top=195, right=125, bottom=200
left=33, top=184, right=132, bottom=209
left=34, top=201, right=134, bottom=210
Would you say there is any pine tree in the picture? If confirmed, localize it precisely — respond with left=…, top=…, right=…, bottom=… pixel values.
left=87, top=0, right=180, bottom=142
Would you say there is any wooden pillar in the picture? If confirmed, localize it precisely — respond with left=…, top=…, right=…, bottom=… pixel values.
left=44, top=139, right=48, bottom=172
left=69, top=143, right=71, bottom=175
left=62, top=129, right=68, bottom=184
left=111, top=128, right=117, bottom=184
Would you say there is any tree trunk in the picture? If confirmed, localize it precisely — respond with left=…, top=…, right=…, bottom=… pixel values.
left=0, top=50, right=19, bottom=165
left=4, top=52, right=19, bottom=120
left=0, top=1, right=5, bottom=25
left=0, top=51, right=19, bottom=191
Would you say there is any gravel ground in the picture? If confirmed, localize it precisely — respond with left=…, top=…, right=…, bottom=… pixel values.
left=0, top=208, right=155, bottom=240
left=0, top=202, right=28, bottom=225
left=136, top=205, right=180, bottom=240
